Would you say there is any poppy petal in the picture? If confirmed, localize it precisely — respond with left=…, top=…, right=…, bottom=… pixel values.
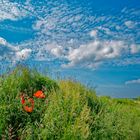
left=23, top=106, right=33, bottom=113
left=20, top=95, right=25, bottom=104
left=34, top=90, right=46, bottom=98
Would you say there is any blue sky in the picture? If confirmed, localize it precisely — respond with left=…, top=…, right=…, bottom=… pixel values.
left=0, top=0, right=140, bottom=98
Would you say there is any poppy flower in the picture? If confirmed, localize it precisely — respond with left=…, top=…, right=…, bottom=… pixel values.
left=20, top=95, right=25, bottom=104
left=23, top=106, right=33, bottom=113
left=33, top=90, right=46, bottom=98
left=22, top=98, right=34, bottom=113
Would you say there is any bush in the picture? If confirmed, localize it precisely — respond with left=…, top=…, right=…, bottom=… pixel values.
left=0, top=67, right=59, bottom=139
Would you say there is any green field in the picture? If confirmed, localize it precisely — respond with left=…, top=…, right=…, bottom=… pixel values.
left=0, top=67, right=140, bottom=140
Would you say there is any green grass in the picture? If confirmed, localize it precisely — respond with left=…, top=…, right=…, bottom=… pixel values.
left=0, top=67, right=140, bottom=140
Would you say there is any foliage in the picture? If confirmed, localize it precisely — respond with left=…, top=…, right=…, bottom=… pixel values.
left=0, top=67, right=140, bottom=140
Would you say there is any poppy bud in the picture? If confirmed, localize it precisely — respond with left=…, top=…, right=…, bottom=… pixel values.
left=20, top=95, right=25, bottom=104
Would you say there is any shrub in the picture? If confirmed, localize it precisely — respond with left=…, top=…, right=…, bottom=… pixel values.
left=0, top=66, right=59, bottom=139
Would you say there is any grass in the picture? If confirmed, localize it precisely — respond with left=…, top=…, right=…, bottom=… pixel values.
left=0, top=66, right=140, bottom=140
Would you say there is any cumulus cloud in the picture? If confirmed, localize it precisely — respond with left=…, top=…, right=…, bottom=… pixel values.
left=47, top=43, right=68, bottom=58
left=63, top=39, right=128, bottom=68
left=31, top=42, right=66, bottom=61
left=125, top=79, right=140, bottom=85
left=15, top=48, right=32, bottom=61
left=0, top=37, right=31, bottom=63
left=50, top=47, right=64, bottom=58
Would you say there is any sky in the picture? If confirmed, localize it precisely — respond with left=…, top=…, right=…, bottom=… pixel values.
left=0, top=0, right=140, bottom=98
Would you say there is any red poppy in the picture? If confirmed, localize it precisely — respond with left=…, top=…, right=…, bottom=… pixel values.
left=23, top=98, right=34, bottom=113
left=33, top=90, right=46, bottom=98
left=20, top=95, right=25, bottom=104
left=23, top=106, right=33, bottom=113
left=20, top=95, right=34, bottom=113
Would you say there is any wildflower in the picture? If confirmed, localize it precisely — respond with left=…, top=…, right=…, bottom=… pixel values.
left=23, top=98, right=34, bottom=113
left=20, top=95, right=34, bottom=113
left=23, top=106, right=33, bottom=113
left=33, top=90, right=46, bottom=98
left=20, top=95, right=25, bottom=104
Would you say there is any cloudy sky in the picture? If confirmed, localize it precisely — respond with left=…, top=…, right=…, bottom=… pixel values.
left=0, top=0, right=140, bottom=98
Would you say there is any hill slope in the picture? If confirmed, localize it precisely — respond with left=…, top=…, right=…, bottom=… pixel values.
left=0, top=67, right=140, bottom=140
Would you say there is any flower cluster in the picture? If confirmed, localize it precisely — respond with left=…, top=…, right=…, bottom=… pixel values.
left=20, top=90, right=46, bottom=113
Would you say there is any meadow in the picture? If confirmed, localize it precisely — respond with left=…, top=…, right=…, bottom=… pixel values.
left=0, top=67, right=140, bottom=140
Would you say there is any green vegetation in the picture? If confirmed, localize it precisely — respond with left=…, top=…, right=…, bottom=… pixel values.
left=0, top=67, right=140, bottom=140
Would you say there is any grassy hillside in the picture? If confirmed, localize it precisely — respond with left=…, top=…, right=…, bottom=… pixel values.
left=0, top=67, right=140, bottom=140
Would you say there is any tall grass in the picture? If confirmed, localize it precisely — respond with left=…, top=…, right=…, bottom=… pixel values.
left=0, top=67, right=140, bottom=139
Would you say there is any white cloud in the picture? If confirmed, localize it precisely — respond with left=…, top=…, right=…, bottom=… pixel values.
left=30, top=5, right=140, bottom=68
left=0, top=37, right=31, bottom=63
left=0, top=37, right=19, bottom=51
left=47, top=44, right=67, bottom=58
left=124, top=21, right=135, bottom=28
left=1, top=1, right=139, bottom=69
left=15, top=48, right=32, bottom=60
left=28, top=42, right=67, bottom=61
left=37, top=43, right=66, bottom=60
left=90, top=30, right=98, bottom=38
left=125, top=79, right=140, bottom=85
left=64, top=37, right=140, bottom=68
left=130, top=44, right=140, bottom=54
left=0, top=37, right=7, bottom=45
left=0, top=0, right=32, bottom=21
left=64, top=39, right=128, bottom=68
left=50, top=46, right=64, bottom=58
